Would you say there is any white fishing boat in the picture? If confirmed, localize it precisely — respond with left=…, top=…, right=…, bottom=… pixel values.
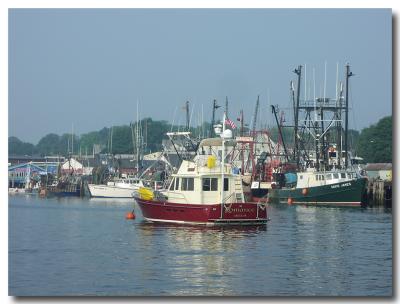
left=88, top=177, right=144, bottom=198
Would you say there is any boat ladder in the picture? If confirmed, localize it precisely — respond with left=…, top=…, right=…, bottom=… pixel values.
left=234, top=178, right=245, bottom=203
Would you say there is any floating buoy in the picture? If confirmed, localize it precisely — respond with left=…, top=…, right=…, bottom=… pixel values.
left=288, top=197, right=293, bottom=205
left=125, top=211, right=136, bottom=220
left=302, top=188, right=308, bottom=196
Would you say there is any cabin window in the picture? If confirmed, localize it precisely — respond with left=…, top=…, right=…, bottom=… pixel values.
left=326, top=174, right=332, bottom=180
left=175, top=178, right=180, bottom=190
left=299, top=175, right=303, bottom=180
left=321, top=175, right=325, bottom=180
left=203, top=178, right=210, bottom=191
left=333, top=173, right=339, bottom=179
left=224, top=178, right=229, bottom=191
left=341, top=173, right=346, bottom=178
left=203, top=178, right=218, bottom=191
left=182, top=178, right=194, bottom=191
left=169, top=178, right=175, bottom=190
left=211, top=178, right=218, bottom=191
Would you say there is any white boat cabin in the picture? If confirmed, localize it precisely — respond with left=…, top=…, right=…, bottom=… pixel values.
left=107, top=177, right=144, bottom=189
left=296, top=170, right=358, bottom=189
left=161, top=155, right=244, bottom=205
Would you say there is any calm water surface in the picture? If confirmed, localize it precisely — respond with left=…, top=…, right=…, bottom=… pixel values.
left=9, top=194, right=392, bottom=296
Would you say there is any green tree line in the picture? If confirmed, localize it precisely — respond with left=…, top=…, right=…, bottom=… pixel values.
left=9, top=116, right=392, bottom=163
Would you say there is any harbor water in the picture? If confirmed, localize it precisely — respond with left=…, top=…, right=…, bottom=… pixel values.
left=9, top=194, right=392, bottom=296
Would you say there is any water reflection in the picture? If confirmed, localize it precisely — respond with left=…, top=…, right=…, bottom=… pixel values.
left=134, top=222, right=267, bottom=295
left=9, top=195, right=392, bottom=296
left=88, top=197, right=133, bottom=207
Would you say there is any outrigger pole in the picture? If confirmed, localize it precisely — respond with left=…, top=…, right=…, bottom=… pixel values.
left=271, top=105, right=290, bottom=163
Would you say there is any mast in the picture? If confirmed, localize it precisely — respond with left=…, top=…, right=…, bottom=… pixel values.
left=71, top=123, right=74, bottom=156
left=185, top=100, right=190, bottom=131
left=239, top=109, right=244, bottom=173
left=293, top=65, right=302, bottom=167
left=220, top=111, right=226, bottom=219
left=337, top=82, right=344, bottom=168
left=225, top=96, right=229, bottom=118
left=251, top=95, right=260, bottom=135
left=344, top=63, right=353, bottom=169
left=136, top=101, right=140, bottom=174
left=210, top=99, right=219, bottom=137
left=110, top=126, right=113, bottom=155
left=290, top=80, right=296, bottom=161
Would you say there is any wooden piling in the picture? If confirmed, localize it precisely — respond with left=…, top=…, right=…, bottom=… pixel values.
left=366, top=179, right=392, bottom=207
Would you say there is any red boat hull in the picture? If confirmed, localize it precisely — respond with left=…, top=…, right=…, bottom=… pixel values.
left=135, top=198, right=268, bottom=225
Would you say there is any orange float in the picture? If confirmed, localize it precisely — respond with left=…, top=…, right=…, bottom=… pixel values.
left=125, top=211, right=136, bottom=220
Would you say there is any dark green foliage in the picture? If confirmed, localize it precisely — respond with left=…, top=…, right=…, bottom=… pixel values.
left=9, top=116, right=392, bottom=162
left=8, top=136, right=37, bottom=156
left=36, top=133, right=62, bottom=155
left=109, top=125, right=133, bottom=154
left=356, top=116, right=392, bottom=163
left=143, top=119, right=170, bottom=153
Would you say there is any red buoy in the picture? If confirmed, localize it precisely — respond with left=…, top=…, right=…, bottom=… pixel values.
left=125, top=211, right=136, bottom=220
left=288, top=197, right=293, bottom=205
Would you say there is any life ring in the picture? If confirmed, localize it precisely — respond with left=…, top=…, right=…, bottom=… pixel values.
left=302, top=188, right=308, bottom=196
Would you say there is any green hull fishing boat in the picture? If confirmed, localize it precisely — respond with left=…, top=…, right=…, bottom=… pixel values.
left=259, top=63, right=368, bottom=207
left=268, top=172, right=367, bottom=206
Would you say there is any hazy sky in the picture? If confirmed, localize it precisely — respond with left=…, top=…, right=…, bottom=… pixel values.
left=9, top=9, right=392, bottom=144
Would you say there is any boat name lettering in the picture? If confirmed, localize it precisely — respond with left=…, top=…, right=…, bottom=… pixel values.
left=225, top=208, right=253, bottom=213
left=331, top=182, right=351, bottom=189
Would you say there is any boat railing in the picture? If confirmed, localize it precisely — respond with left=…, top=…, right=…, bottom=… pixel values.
left=223, top=192, right=235, bottom=204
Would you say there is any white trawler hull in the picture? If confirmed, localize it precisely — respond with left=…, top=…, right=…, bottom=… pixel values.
left=88, top=184, right=139, bottom=198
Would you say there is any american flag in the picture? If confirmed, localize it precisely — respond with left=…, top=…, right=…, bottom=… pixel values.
left=225, top=118, right=237, bottom=129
